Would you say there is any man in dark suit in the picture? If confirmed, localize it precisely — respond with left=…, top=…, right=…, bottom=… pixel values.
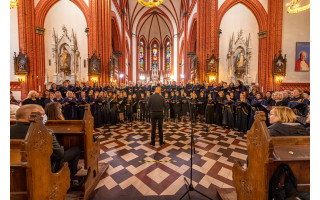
left=147, top=86, right=166, bottom=146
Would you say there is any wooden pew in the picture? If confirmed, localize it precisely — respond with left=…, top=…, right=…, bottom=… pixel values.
left=45, top=104, right=108, bottom=199
left=217, top=111, right=310, bottom=200
left=10, top=112, right=70, bottom=200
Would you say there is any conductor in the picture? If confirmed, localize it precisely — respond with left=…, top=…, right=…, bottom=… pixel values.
left=147, top=86, right=166, bottom=146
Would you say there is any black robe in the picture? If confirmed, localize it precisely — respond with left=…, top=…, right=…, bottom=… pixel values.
left=77, top=96, right=89, bottom=120
left=205, top=99, right=215, bottom=124
left=197, top=97, right=207, bottom=115
left=180, top=96, right=189, bottom=116
left=61, top=97, right=78, bottom=120
left=90, top=97, right=103, bottom=128
left=213, top=96, right=224, bottom=126
left=235, top=101, right=251, bottom=132
left=222, top=100, right=235, bottom=128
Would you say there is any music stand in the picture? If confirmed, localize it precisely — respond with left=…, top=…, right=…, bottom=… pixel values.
left=179, top=101, right=213, bottom=200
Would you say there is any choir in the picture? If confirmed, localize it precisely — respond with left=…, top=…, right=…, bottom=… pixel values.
left=15, top=80, right=310, bottom=131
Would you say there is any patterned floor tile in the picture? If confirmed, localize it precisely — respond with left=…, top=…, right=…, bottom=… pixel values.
left=89, top=121, right=248, bottom=200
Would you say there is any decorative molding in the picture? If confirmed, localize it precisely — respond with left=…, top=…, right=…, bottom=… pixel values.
left=121, top=9, right=126, bottom=16
left=10, top=82, right=22, bottom=91
left=112, top=51, right=123, bottom=57
left=217, top=29, right=222, bottom=37
left=258, top=30, right=267, bottom=39
left=183, top=11, right=188, bottom=18
left=34, top=26, right=45, bottom=35
left=173, top=33, right=179, bottom=38
left=279, top=83, right=310, bottom=91
left=131, top=33, right=138, bottom=38
left=187, top=52, right=196, bottom=57
left=85, top=27, right=89, bottom=36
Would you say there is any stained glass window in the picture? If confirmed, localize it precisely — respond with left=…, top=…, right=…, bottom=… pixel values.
left=166, top=43, right=171, bottom=72
left=139, top=42, right=144, bottom=71
left=152, top=45, right=158, bottom=70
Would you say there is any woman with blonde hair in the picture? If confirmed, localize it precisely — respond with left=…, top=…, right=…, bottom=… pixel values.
left=22, top=90, right=42, bottom=106
left=268, top=106, right=308, bottom=136
left=269, top=91, right=285, bottom=106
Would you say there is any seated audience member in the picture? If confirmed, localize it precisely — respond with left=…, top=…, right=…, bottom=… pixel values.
left=22, top=90, right=42, bottom=106
left=281, top=90, right=291, bottom=107
left=10, top=104, right=20, bottom=119
left=268, top=106, right=309, bottom=137
left=10, top=104, right=82, bottom=188
left=10, top=91, right=19, bottom=105
left=269, top=92, right=285, bottom=106
left=44, top=102, right=84, bottom=187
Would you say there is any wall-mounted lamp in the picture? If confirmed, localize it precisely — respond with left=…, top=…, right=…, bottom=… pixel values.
left=90, top=76, right=99, bottom=83
left=275, top=76, right=284, bottom=84
left=209, top=76, right=216, bottom=83
left=140, top=75, right=145, bottom=80
left=180, top=74, right=185, bottom=79
left=17, top=75, right=26, bottom=84
left=119, top=74, right=124, bottom=78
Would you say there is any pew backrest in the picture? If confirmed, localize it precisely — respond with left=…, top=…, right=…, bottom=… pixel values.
left=232, top=111, right=310, bottom=200
left=10, top=112, right=70, bottom=200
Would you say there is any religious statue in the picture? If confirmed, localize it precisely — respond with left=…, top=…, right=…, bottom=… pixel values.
left=59, top=47, right=70, bottom=71
left=236, top=51, right=246, bottom=68
left=276, top=60, right=283, bottom=73
left=209, top=60, right=216, bottom=72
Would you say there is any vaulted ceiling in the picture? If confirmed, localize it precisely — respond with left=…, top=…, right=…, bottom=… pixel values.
left=123, top=0, right=194, bottom=45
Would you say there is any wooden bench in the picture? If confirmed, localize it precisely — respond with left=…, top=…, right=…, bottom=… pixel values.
left=217, top=111, right=310, bottom=200
left=10, top=112, right=70, bottom=200
left=45, top=104, right=108, bottom=199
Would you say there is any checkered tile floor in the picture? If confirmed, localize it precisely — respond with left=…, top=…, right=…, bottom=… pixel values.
left=89, top=121, right=248, bottom=200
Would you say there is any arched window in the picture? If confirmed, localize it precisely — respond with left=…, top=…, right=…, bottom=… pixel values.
left=139, top=41, right=144, bottom=71
left=166, top=41, right=171, bottom=72
left=152, top=44, right=158, bottom=71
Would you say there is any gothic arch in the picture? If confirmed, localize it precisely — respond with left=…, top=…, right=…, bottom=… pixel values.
left=111, top=16, right=121, bottom=51
left=218, top=0, right=267, bottom=31
left=35, top=0, right=89, bottom=27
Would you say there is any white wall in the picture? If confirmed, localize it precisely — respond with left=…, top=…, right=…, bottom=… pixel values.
left=44, top=0, right=88, bottom=83
left=219, top=3, right=259, bottom=83
left=282, top=0, right=310, bottom=83
left=10, top=7, right=19, bottom=82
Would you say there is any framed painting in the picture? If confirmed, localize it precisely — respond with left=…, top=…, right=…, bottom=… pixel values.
left=295, top=42, right=310, bottom=72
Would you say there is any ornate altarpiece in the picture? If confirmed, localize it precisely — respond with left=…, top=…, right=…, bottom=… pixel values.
left=190, top=56, right=199, bottom=82
left=273, top=50, right=287, bottom=77
left=227, top=29, right=252, bottom=85
left=88, top=52, right=101, bottom=78
left=51, top=25, right=81, bottom=85
left=13, top=50, right=29, bottom=76
left=206, top=51, right=219, bottom=82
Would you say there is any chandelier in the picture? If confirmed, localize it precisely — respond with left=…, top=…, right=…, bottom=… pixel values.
left=10, top=0, right=18, bottom=9
left=286, top=0, right=310, bottom=14
left=136, top=0, right=165, bottom=8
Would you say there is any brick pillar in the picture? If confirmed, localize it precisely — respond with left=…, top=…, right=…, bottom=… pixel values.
left=266, top=0, right=283, bottom=92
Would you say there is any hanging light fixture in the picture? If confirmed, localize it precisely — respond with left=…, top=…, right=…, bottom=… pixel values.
left=136, top=0, right=165, bottom=8
left=10, top=0, right=18, bottom=9
left=286, top=0, right=310, bottom=14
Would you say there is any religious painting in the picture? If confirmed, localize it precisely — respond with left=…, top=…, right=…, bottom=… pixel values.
left=88, top=52, right=101, bottom=76
left=233, top=47, right=247, bottom=76
left=14, top=51, right=29, bottom=75
left=59, top=45, right=71, bottom=73
left=166, top=45, right=171, bottom=72
left=139, top=42, right=144, bottom=72
left=295, top=42, right=310, bottom=72
left=273, top=51, right=287, bottom=76
left=206, top=52, right=219, bottom=74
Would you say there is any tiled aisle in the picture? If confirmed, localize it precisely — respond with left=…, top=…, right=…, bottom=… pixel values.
left=89, top=121, right=248, bottom=200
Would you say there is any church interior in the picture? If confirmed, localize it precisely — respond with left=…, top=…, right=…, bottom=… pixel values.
left=9, top=0, right=312, bottom=199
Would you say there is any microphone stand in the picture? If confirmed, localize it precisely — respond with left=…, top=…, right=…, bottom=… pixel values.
left=179, top=100, right=213, bottom=200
